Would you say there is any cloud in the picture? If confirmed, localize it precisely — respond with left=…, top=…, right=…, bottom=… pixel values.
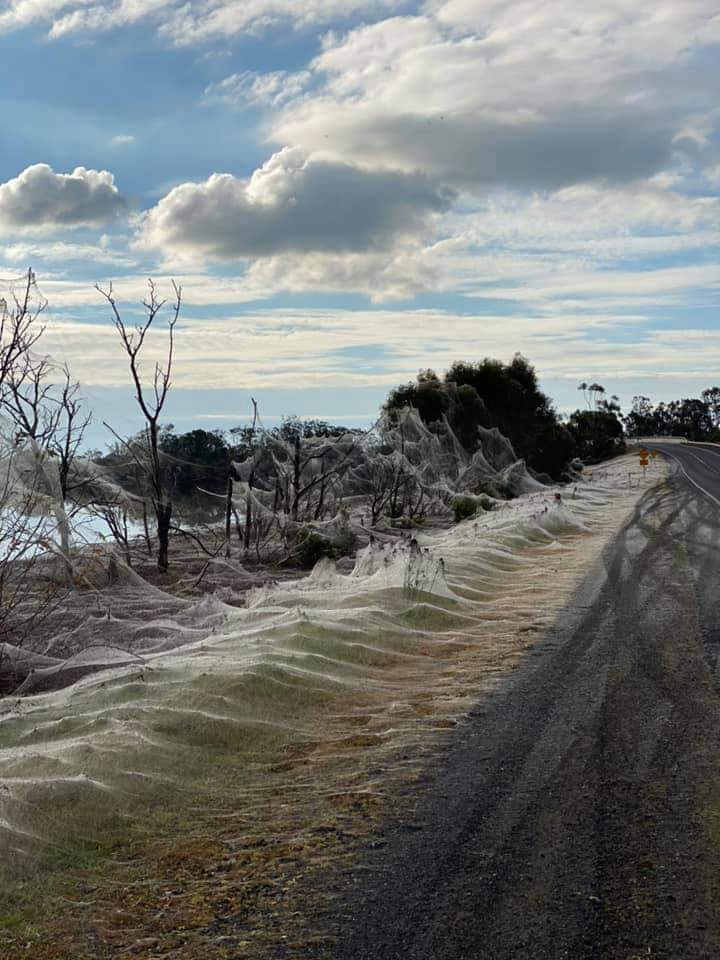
left=470, top=263, right=720, bottom=307
left=0, top=164, right=127, bottom=231
left=222, top=180, right=720, bottom=304
left=2, top=239, right=137, bottom=269
left=203, top=70, right=311, bottom=108
left=138, top=147, right=453, bottom=259
left=162, top=0, right=404, bottom=45
left=110, top=134, right=136, bottom=146
left=280, top=104, right=678, bottom=191
left=0, top=0, right=405, bottom=42
left=36, top=305, right=720, bottom=392
left=241, top=243, right=442, bottom=302
left=447, top=182, right=720, bottom=250
left=272, top=4, right=720, bottom=191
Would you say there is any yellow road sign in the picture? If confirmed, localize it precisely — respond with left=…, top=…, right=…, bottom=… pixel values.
left=651, top=450, right=658, bottom=458
left=639, top=458, right=649, bottom=467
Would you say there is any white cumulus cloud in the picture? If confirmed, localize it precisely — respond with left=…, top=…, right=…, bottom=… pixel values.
left=138, top=147, right=453, bottom=260
left=272, top=3, right=720, bottom=191
left=0, top=164, right=127, bottom=232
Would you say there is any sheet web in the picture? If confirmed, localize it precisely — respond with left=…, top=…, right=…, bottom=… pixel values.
left=0, top=450, right=660, bottom=884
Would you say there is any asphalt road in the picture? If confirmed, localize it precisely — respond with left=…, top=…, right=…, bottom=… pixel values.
left=331, top=444, right=720, bottom=960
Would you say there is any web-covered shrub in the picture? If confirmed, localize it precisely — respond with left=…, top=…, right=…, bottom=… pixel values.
left=452, top=496, right=477, bottom=523
left=295, top=529, right=335, bottom=568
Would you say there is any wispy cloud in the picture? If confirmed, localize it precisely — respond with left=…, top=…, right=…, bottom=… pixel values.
left=0, top=0, right=404, bottom=42
left=36, top=305, right=720, bottom=392
left=203, top=70, right=311, bottom=108
left=110, top=134, right=136, bottom=146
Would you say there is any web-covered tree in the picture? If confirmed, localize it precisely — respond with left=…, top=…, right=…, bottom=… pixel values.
left=159, top=427, right=231, bottom=495
left=385, top=355, right=576, bottom=479
left=701, top=387, right=720, bottom=431
left=567, top=408, right=625, bottom=462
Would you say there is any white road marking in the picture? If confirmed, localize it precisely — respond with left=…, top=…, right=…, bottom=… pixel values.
left=685, top=450, right=720, bottom=475
left=660, top=448, right=720, bottom=507
left=688, top=452, right=718, bottom=469
left=689, top=442, right=720, bottom=458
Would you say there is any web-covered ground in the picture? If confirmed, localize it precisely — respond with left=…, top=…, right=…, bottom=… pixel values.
left=0, top=454, right=663, bottom=959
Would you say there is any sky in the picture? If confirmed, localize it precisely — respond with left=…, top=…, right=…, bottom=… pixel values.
left=0, top=0, right=719, bottom=443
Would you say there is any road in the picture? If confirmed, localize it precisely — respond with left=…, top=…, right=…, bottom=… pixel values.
left=331, top=444, right=720, bottom=960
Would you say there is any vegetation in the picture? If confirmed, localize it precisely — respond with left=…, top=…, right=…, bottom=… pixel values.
left=624, top=391, right=720, bottom=441
left=451, top=496, right=478, bottom=523
left=386, top=356, right=597, bottom=476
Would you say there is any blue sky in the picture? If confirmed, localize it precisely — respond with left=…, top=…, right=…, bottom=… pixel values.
left=0, top=0, right=719, bottom=445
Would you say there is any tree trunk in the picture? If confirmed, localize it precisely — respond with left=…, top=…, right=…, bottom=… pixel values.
left=225, top=477, right=233, bottom=558
left=122, top=509, right=132, bottom=568
left=243, top=465, right=254, bottom=559
left=156, top=501, right=172, bottom=573
left=273, top=478, right=281, bottom=515
left=291, top=435, right=301, bottom=522
left=142, top=501, right=152, bottom=556
left=314, top=477, right=326, bottom=520
left=54, top=503, right=73, bottom=586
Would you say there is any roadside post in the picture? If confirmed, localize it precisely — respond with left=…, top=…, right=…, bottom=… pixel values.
left=639, top=447, right=649, bottom=478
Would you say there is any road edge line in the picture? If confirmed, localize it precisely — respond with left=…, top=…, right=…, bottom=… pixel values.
left=662, top=450, right=720, bottom=507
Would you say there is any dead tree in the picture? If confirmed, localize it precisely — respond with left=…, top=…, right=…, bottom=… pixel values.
left=0, top=269, right=45, bottom=388
left=243, top=398, right=259, bottom=558
left=98, top=279, right=181, bottom=573
left=224, top=475, right=233, bottom=559
left=50, top=367, right=92, bottom=504
left=288, top=437, right=356, bottom=522
left=3, top=362, right=90, bottom=579
left=0, top=274, right=90, bottom=582
left=89, top=502, right=133, bottom=567
left=0, top=441, right=66, bottom=676
left=0, top=270, right=49, bottom=439
left=367, top=456, right=397, bottom=524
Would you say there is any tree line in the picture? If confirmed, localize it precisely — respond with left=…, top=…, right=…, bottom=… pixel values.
left=99, top=355, right=634, bottom=517
left=384, top=359, right=626, bottom=476
left=623, top=390, right=720, bottom=441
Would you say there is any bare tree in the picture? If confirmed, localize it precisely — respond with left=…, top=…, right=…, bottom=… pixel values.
left=0, top=270, right=88, bottom=681
left=243, top=397, right=259, bottom=558
left=50, top=367, right=92, bottom=504
left=0, top=269, right=46, bottom=389
left=367, top=457, right=397, bottom=524
left=87, top=501, right=133, bottom=568
left=2, top=359, right=91, bottom=564
left=285, top=434, right=357, bottom=522
left=0, top=441, right=68, bottom=693
left=0, top=273, right=91, bottom=582
left=98, top=279, right=181, bottom=572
